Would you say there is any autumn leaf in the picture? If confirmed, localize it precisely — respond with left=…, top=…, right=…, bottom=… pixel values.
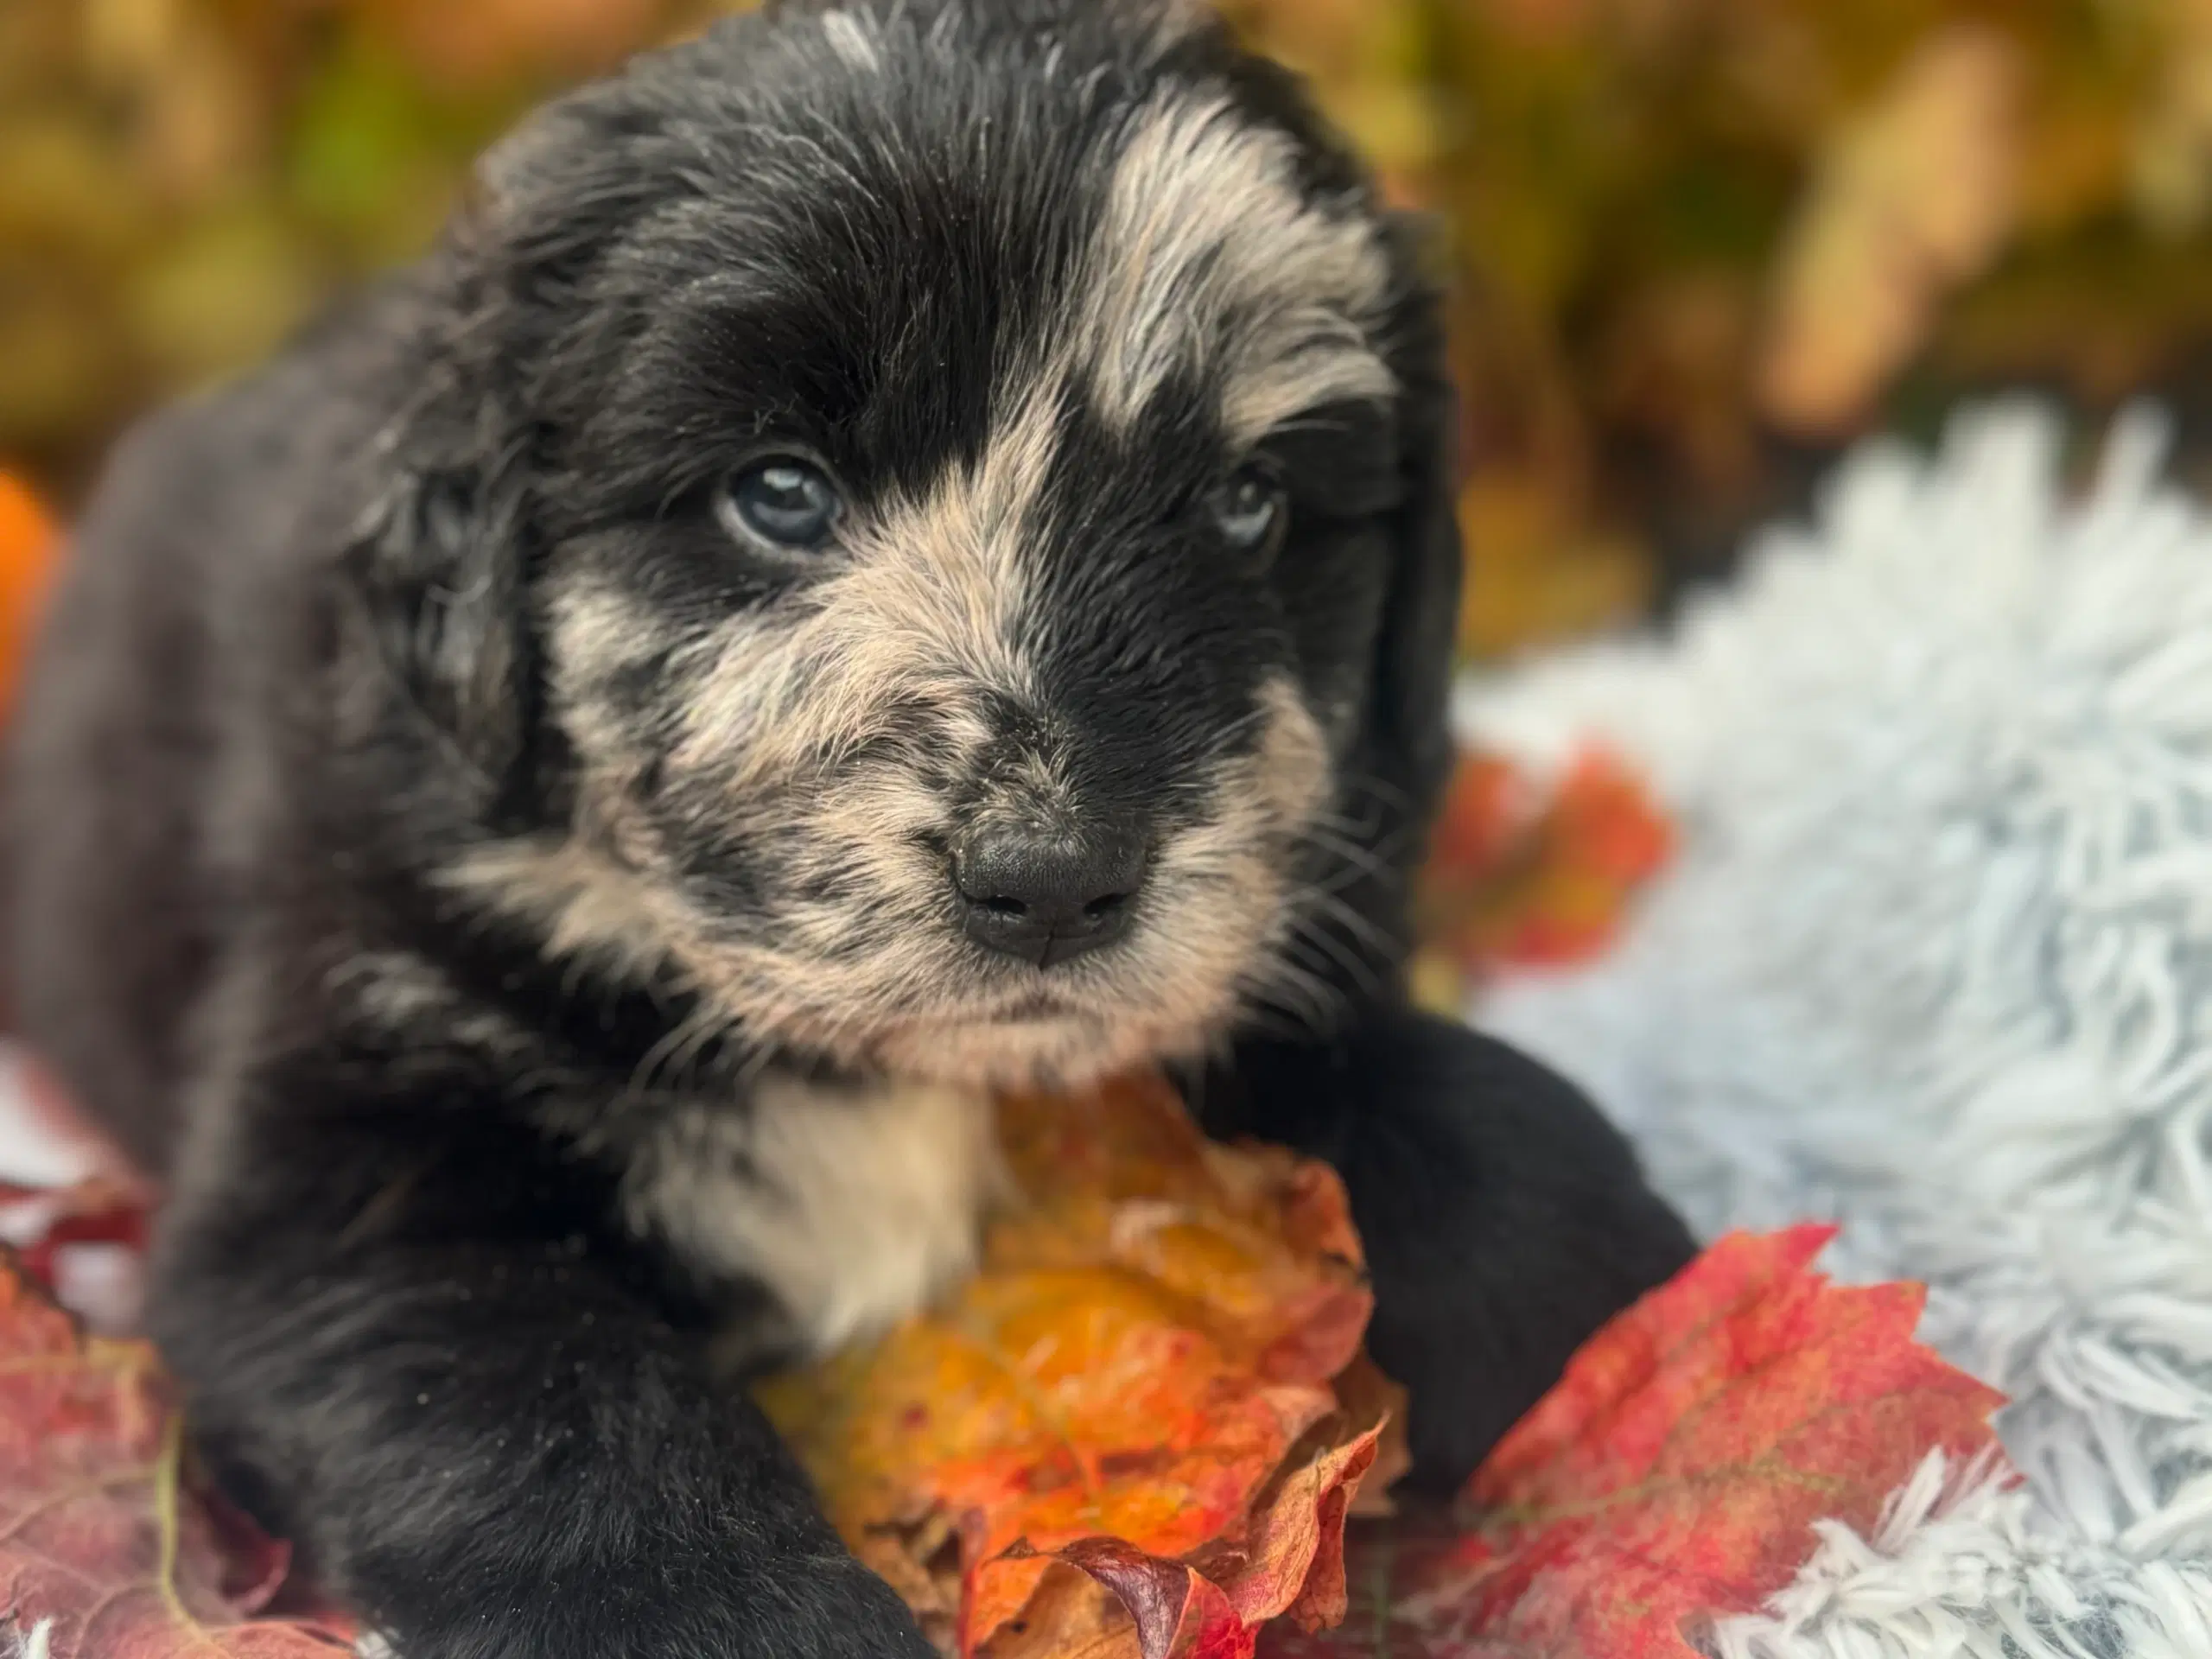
left=0, top=1176, right=147, bottom=1322
left=758, top=1074, right=1386, bottom=1659
left=0, top=1255, right=353, bottom=1658
left=985, top=1427, right=1380, bottom=1659
left=1257, top=1226, right=2008, bottom=1657
left=1757, top=26, right=2024, bottom=435
left=1415, top=745, right=1674, bottom=1001
left=0, top=474, right=58, bottom=724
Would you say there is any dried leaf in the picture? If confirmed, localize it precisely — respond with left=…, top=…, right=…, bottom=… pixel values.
left=758, top=1075, right=1383, bottom=1659
left=1758, top=26, right=2024, bottom=435
left=1418, top=746, right=1674, bottom=982
left=1258, top=1226, right=2007, bottom=1657
left=0, top=1255, right=354, bottom=1658
left=989, top=1426, right=1379, bottom=1659
left=0, top=474, right=58, bottom=723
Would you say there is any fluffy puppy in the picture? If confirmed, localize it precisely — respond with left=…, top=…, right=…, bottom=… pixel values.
left=3, top=2, right=1694, bottom=1654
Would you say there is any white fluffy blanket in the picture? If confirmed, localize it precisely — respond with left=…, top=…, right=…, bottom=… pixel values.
left=1459, top=404, right=2212, bottom=1658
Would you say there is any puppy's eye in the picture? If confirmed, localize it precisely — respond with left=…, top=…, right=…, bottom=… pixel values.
left=1205, top=467, right=1287, bottom=563
left=715, top=456, right=843, bottom=551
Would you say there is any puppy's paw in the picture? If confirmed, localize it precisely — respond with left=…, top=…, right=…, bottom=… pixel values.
left=367, top=1546, right=936, bottom=1659
left=1310, top=1014, right=1700, bottom=1496
left=764, top=1554, right=944, bottom=1659
left=1368, top=1174, right=1695, bottom=1496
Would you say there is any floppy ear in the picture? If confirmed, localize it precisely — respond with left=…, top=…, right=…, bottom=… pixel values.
left=1240, top=216, right=1463, bottom=1027
left=1360, top=213, right=1465, bottom=839
left=346, top=385, right=534, bottom=794
left=342, top=80, right=671, bottom=801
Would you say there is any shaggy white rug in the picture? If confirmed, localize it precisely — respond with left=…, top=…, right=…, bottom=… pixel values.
left=1460, top=403, right=2212, bottom=1658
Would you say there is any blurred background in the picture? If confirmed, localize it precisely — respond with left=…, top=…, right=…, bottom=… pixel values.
left=10, top=0, right=2212, bottom=660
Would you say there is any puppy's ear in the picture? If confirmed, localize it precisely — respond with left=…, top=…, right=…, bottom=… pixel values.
left=1266, top=218, right=1460, bottom=1018
left=1360, top=213, right=1465, bottom=830
left=344, top=83, right=666, bottom=798
left=347, top=396, right=533, bottom=793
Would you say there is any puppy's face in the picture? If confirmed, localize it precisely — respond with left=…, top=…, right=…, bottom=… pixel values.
left=442, top=1, right=1447, bottom=1090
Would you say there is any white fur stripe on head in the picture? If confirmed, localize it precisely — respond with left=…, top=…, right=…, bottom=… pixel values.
left=1078, top=92, right=1395, bottom=446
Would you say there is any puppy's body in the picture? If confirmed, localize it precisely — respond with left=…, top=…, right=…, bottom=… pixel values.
left=4, top=4, right=1694, bottom=1655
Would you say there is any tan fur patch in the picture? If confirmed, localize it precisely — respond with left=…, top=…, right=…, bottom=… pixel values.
left=671, top=378, right=1054, bottom=791
left=723, top=673, right=1331, bottom=1090
left=1076, top=92, right=1395, bottom=445
left=323, top=950, right=460, bottom=1027
left=625, top=1072, right=1000, bottom=1355
left=321, top=950, right=540, bottom=1058
left=439, top=836, right=683, bottom=987
left=1123, top=0, right=1214, bottom=59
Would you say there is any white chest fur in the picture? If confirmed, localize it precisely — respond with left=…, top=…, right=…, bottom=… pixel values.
left=624, top=1073, right=1001, bottom=1357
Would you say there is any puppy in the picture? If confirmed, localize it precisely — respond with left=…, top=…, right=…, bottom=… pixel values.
left=2, top=2, right=1695, bottom=1654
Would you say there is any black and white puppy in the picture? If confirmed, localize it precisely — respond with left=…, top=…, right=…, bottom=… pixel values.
left=3, top=2, right=1694, bottom=1654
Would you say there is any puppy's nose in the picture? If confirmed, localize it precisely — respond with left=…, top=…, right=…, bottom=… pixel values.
left=954, top=830, right=1147, bottom=968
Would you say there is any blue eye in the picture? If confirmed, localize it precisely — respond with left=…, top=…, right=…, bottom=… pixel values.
left=1207, top=467, right=1287, bottom=560
left=716, top=456, right=843, bottom=550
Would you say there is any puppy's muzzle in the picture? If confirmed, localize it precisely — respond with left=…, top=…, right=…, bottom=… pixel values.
left=952, top=826, right=1147, bottom=968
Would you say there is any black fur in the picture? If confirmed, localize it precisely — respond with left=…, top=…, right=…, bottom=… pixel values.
left=3, top=3, right=1694, bottom=1654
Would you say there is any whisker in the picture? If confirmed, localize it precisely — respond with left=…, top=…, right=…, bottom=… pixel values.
left=1294, top=822, right=1400, bottom=891
left=1338, top=770, right=1414, bottom=813
left=1300, top=886, right=1400, bottom=959
left=1284, top=910, right=1384, bottom=1003
left=1239, top=944, right=1345, bottom=1036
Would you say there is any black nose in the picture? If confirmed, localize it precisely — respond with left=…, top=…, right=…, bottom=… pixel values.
left=953, top=829, right=1147, bottom=968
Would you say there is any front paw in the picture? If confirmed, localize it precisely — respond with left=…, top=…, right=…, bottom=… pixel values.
left=738, top=1553, right=942, bottom=1659
left=1307, top=1015, right=1699, bottom=1493
left=368, top=1544, right=936, bottom=1659
left=1367, top=1175, right=1694, bottom=1495
left=760, top=1557, right=942, bottom=1659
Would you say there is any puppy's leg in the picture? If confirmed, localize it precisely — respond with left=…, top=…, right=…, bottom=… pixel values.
left=1201, top=1009, right=1696, bottom=1494
left=154, top=1062, right=931, bottom=1659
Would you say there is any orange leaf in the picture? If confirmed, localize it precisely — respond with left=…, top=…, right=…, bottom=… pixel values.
left=758, top=1075, right=1384, bottom=1659
left=0, top=473, right=60, bottom=724
left=1424, top=754, right=1529, bottom=877
left=1259, top=1226, right=2007, bottom=1657
left=992, top=1425, right=1379, bottom=1659
left=0, top=1255, right=354, bottom=1657
left=1420, top=746, right=1674, bottom=972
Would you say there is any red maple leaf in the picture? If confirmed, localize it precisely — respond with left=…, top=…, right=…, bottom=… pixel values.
left=1260, top=1225, right=2008, bottom=1657
left=1419, top=747, right=1675, bottom=976
left=0, top=1255, right=353, bottom=1657
left=0, top=1178, right=148, bottom=1304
